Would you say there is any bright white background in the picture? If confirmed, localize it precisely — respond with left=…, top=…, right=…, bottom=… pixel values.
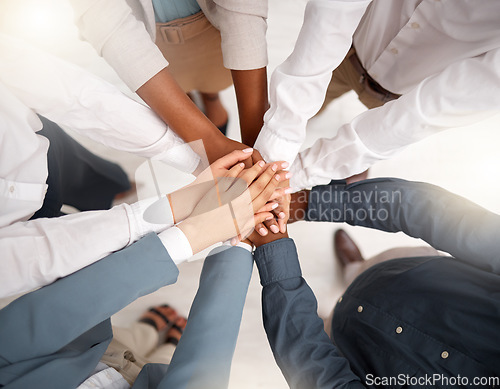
left=1, top=1, right=499, bottom=387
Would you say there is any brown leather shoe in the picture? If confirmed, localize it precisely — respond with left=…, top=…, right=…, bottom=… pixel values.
left=334, top=229, right=364, bottom=267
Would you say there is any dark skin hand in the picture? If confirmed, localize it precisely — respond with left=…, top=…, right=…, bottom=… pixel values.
left=137, top=67, right=253, bottom=166
left=248, top=228, right=289, bottom=248
left=288, top=190, right=310, bottom=223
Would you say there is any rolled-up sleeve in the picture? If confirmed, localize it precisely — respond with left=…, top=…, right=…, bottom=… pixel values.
left=198, top=0, right=268, bottom=70
left=70, top=0, right=168, bottom=91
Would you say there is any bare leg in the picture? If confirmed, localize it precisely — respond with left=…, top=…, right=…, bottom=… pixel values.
left=201, top=92, right=228, bottom=129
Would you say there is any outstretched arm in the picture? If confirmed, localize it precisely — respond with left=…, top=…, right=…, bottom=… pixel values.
left=253, top=238, right=364, bottom=389
left=303, top=178, right=500, bottom=274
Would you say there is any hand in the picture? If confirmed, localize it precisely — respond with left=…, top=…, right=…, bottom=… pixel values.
left=178, top=162, right=288, bottom=254
left=288, top=190, right=310, bottom=223
left=207, top=137, right=254, bottom=168
left=144, top=149, right=255, bottom=224
left=248, top=228, right=289, bottom=248
left=169, top=148, right=256, bottom=222
left=255, top=177, right=292, bottom=236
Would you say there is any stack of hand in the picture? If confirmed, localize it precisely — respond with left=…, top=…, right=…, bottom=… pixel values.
left=146, top=148, right=292, bottom=254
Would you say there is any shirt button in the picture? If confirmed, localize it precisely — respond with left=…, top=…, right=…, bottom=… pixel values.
left=396, top=326, right=403, bottom=334
left=441, top=351, right=449, bottom=359
left=390, top=47, right=399, bottom=55
left=338, top=296, right=343, bottom=303
left=357, top=305, right=363, bottom=313
left=411, top=22, right=420, bottom=29
left=9, top=185, right=15, bottom=193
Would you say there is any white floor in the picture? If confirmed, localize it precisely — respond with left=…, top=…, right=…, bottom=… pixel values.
left=2, top=1, right=500, bottom=388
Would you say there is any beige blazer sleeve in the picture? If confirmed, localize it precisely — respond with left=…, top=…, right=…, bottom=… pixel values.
left=70, top=0, right=168, bottom=91
left=197, top=0, right=268, bottom=70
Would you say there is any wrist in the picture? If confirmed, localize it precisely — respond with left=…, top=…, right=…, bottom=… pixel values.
left=290, top=190, right=310, bottom=222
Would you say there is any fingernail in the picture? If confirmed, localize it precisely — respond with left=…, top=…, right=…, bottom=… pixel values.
left=275, top=174, right=280, bottom=181
left=285, top=172, right=293, bottom=179
left=266, top=215, right=274, bottom=221
left=271, top=163, right=278, bottom=171
left=281, top=161, right=289, bottom=169
left=258, top=160, right=265, bottom=167
left=284, top=187, right=293, bottom=194
left=271, top=202, right=279, bottom=209
left=230, top=238, right=238, bottom=245
left=270, top=225, right=279, bottom=233
left=243, top=148, right=253, bottom=153
left=259, top=227, right=268, bottom=235
left=239, top=162, right=245, bottom=168
left=279, top=212, right=286, bottom=219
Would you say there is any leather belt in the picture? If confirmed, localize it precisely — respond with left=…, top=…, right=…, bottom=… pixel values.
left=348, top=50, right=401, bottom=103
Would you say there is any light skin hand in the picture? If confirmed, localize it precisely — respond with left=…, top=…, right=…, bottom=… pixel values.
left=178, top=164, right=284, bottom=254
left=167, top=148, right=255, bottom=223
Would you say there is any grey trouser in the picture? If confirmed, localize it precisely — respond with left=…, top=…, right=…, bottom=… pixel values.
left=0, top=234, right=253, bottom=389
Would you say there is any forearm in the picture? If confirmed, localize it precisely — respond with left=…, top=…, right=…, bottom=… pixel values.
left=231, top=68, right=269, bottom=146
left=137, top=68, right=225, bottom=146
left=291, top=47, right=500, bottom=190
left=255, top=239, right=363, bottom=389
left=306, top=179, right=500, bottom=273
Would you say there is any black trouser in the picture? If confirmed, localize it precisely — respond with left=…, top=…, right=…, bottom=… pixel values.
left=31, top=116, right=130, bottom=219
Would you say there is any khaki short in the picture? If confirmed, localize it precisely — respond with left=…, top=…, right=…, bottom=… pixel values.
left=320, top=48, right=400, bottom=112
left=155, top=11, right=233, bottom=93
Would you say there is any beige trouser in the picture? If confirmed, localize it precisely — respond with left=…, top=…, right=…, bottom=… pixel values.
left=100, top=323, right=176, bottom=385
left=319, top=48, right=388, bottom=112
left=155, top=11, right=233, bottom=93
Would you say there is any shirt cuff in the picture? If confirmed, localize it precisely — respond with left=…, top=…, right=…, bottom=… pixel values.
left=253, top=238, right=301, bottom=287
left=126, top=197, right=174, bottom=244
left=254, top=125, right=302, bottom=165
left=153, top=138, right=201, bottom=174
left=159, top=226, right=193, bottom=265
left=222, top=241, right=253, bottom=253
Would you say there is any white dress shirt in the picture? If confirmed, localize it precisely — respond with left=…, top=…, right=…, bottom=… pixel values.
left=255, top=0, right=500, bottom=191
left=0, top=33, right=200, bottom=175
left=70, top=0, right=268, bottom=91
left=0, top=34, right=199, bottom=298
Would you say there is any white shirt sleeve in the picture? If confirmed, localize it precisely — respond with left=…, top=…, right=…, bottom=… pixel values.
left=0, top=200, right=172, bottom=298
left=0, top=33, right=200, bottom=174
left=198, top=0, right=268, bottom=70
left=70, top=0, right=168, bottom=91
left=158, top=227, right=194, bottom=264
left=254, top=0, right=371, bottom=165
left=289, top=47, right=500, bottom=190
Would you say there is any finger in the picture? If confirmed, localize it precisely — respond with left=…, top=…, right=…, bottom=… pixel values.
left=250, top=170, right=282, bottom=211
left=276, top=214, right=287, bottom=233
left=269, top=186, right=293, bottom=201
left=255, top=222, right=268, bottom=236
left=256, top=201, right=279, bottom=213
left=247, top=164, right=280, bottom=200
left=254, top=212, right=275, bottom=225
left=218, top=162, right=245, bottom=192
left=238, top=160, right=267, bottom=186
left=264, top=217, right=280, bottom=234
left=213, top=148, right=253, bottom=170
left=253, top=161, right=290, bottom=180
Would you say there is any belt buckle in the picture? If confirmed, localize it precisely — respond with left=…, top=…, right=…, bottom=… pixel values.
left=160, top=26, right=184, bottom=44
